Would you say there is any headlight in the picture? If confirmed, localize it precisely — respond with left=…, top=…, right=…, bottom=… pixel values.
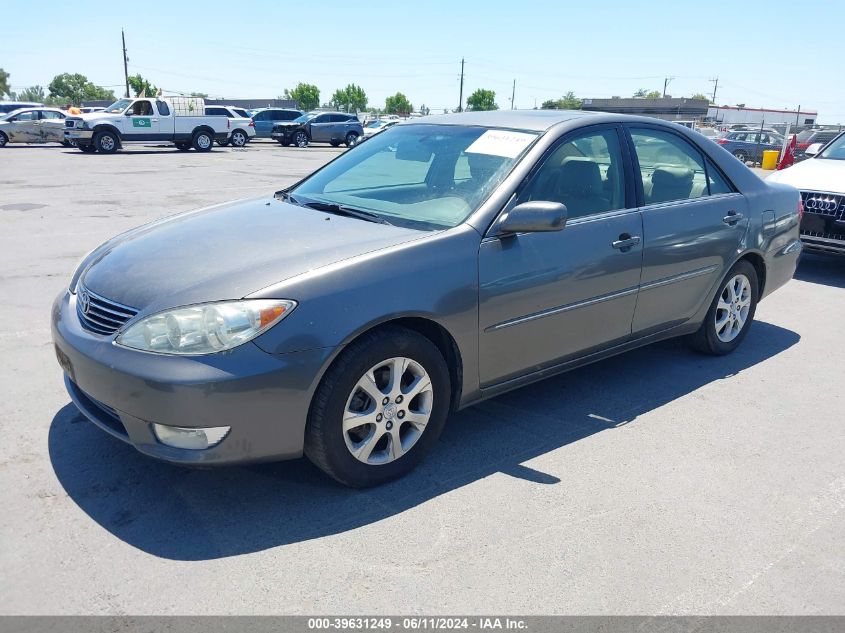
left=75, top=120, right=85, bottom=129
left=115, top=299, right=296, bottom=355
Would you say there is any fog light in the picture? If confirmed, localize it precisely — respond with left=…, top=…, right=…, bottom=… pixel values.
left=153, top=424, right=230, bottom=450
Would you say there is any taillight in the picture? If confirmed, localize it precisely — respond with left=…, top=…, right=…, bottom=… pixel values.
left=249, top=121, right=255, bottom=127
left=796, top=142, right=810, bottom=150
left=716, top=138, right=728, bottom=145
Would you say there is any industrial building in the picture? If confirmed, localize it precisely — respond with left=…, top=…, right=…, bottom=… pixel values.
left=580, top=97, right=710, bottom=121
left=706, top=104, right=817, bottom=127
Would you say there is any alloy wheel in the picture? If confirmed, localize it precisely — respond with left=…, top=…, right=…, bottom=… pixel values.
left=342, top=357, right=433, bottom=465
left=715, top=274, right=751, bottom=343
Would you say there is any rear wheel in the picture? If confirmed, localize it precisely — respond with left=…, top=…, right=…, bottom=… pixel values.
left=733, top=150, right=748, bottom=164
left=230, top=129, right=248, bottom=147
left=305, top=326, right=451, bottom=487
left=294, top=131, right=309, bottom=148
left=689, top=259, right=758, bottom=355
left=192, top=130, right=214, bottom=152
left=93, top=130, right=118, bottom=154
left=345, top=131, right=360, bottom=147
left=0, top=132, right=8, bottom=147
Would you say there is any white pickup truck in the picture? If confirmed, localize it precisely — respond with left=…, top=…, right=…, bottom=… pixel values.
left=64, top=97, right=230, bottom=153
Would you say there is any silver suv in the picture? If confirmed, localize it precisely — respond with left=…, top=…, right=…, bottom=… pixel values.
left=271, top=111, right=364, bottom=148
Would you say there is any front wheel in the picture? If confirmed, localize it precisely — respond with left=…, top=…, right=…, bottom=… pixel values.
left=293, top=131, right=309, bottom=148
left=192, top=130, right=214, bottom=152
left=689, top=260, right=758, bottom=355
left=0, top=132, right=8, bottom=147
left=94, top=130, right=119, bottom=154
left=345, top=132, right=360, bottom=147
left=733, top=150, right=748, bottom=164
left=78, top=143, right=97, bottom=153
left=305, top=326, right=451, bottom=487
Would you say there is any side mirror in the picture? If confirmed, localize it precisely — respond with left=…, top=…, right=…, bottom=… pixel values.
left=803, top=142, right=823, bottom=157
left=497, top=201, right=568, bottom=235
left=124, top=110, right=132, bottom=117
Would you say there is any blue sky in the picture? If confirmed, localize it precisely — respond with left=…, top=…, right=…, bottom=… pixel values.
left=3, top=0, right=843, bottom=122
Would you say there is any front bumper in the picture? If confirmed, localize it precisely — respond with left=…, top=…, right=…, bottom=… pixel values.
left=64, top=129, right=93, bottom=140
left=271, top=129, right=296, bottom=141
left=51, top=291, right=335, bottom=465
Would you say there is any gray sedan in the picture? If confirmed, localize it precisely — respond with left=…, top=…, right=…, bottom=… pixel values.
left=52, top=110, right=802, bottom=487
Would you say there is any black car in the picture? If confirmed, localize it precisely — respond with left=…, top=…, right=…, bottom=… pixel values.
left=272, top=111, right=364, bottom=148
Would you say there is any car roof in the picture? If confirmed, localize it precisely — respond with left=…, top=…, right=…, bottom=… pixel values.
left=411, top=109, right=611, bottom=132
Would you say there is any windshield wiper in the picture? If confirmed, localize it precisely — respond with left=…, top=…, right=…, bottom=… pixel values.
left=301, top=200, right=393, bottom=225
left=275, top=190, right=299, bottom=204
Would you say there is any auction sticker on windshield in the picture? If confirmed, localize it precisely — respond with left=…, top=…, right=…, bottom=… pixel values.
left=465, top=130, right=536, bottom=158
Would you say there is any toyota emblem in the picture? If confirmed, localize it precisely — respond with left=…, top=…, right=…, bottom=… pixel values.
left=79, top=291, right=90, bottom=315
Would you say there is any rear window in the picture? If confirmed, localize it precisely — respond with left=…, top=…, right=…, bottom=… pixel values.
left=796, top=131, right=815, bottom=142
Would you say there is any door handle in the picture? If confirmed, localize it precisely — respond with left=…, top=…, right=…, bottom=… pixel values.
left=612, top=234, right=641, bottom=251
left=151, top=119, right=159, bottom=122
left=723, top=210, right=744, bottom=225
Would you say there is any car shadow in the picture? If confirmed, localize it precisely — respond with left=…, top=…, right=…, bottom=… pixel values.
left=49, top=320, right=799, bottom=561
left=794, top=253, right=845, bottom=289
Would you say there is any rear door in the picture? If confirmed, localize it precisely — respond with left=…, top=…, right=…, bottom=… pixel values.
left=625, top=125, right=749, bottom=335
left=252, top=110, right=273, bottom=137
left=38, top=110, right=66, bottom=142
left=478, top=124, right=643, bottom=386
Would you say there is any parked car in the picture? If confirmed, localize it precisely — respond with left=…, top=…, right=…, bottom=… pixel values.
left=715, top=130, right=783, bottom=163
left=0, top=107, right=71, bottom=147
left=0, top=101, right=43, bottom=115
left=205, top=105, right=255, bottom=147
left=52, top=110, right=801, bottom=487
left=795, top=129, right=841, bottom=161
left=362, top=119, right=400, bottom=138
left=271, top=111, right=363, bottom=147
left=64, top=97, right=229, bottom=153
left=250, top=108, right=303, bottom=138
left=767, top=131, right=845, bottom=255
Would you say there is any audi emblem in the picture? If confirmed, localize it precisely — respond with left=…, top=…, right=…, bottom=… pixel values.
left=79, top=291, right=90, bottom=315
left=804, top=196, right=841, bottom=212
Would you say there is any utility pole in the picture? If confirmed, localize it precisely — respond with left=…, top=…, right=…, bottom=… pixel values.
left=662, top=76, right=674, bottom=98
left=122, top=28, right=130, bottom=98
left=795, top=105, right=801, bottom=127
left=510, top=79, right=516, bottom=110
left=457, top=58, right=465, bottom=113
left=709, top=77, right=719, bottom=104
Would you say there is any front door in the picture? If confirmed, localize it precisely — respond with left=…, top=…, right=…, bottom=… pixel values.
left=7, top=110, right=39, bottom=142
left=478, top=125, right=643, bottom=387
left=309, top=114, right=333, bottom=142
left=625, top=125, right=749, bottom=335
left=123, top=99, right=161, bottom=139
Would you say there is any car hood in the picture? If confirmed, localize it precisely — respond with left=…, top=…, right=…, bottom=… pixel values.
left=767, top=158, right=845, bottom=193
left=80, top=196, right=426, bottom=313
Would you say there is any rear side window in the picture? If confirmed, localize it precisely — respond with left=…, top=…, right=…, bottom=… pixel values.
left=629, top=128, right=709, bottom=204
left=706, top=160, right=734, bottom=195
left=279, top=110, right=300, bottom=121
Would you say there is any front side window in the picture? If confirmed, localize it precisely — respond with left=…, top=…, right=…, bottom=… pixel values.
left=104, top=99, right=132, bottom=114
left=39, top=110, right=64, bottom=119
left=131, top=100, right=153, bottom=116
left=630, top=128, right=709, bottom=204
left=292, top=124, right=538, bottom=230
left=818, top=133, right=845, bottom=160
left=12, top=110, right=37, bottom=121
left=515, top=128, right=625, bottom=219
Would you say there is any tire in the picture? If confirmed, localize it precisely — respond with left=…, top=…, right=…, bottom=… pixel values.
left=345, top=131, right=360, bottom=147
left=61, top=140, right=74, bottom=147
left=93, top=130, right=119, bottom=154
left=78, top=143, right=97, bottom=153
left=293, top=131, right=309, bottom=148
left=733, top=150, right=748, bottom=163
left=689, top=259, right=758, bottom=355
left=216, top=139, right=230, bottom=147
left=192, top=129, right=214, bottom=152
left=175, top=142, right=191, bottom=151
left=330, top=140, right=341, bottom=147
left=278, top=140, right=291, bottom=147
left=230, top=129, right=248, bottom=147
left=0, top=132, right=7, bottom=147
left=305, top=326, right=451, bottom=487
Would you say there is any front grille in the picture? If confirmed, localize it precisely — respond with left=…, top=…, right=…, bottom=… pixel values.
left=800, top=190, right=845, bottom=218
left=76, top=285, right=138, bottom=335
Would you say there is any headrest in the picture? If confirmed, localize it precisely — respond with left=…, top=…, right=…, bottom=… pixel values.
left=651, top=165, right=693, bottom=187
left=559, top=157, right=602, bottom=195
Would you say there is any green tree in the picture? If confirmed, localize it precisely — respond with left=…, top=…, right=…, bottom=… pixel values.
left=48, top=73, right=114, bottom=105
left=128, top=74, right=156, bottom=97
left=690, top=93, right=710, bottom=101
left=633, top=88, right=648, bottom=98
left=18, top=85, right=46, bottom=102
left=540, top=91, right=582, bottom=110
left=330, top=83, right=367, bottom=112
left=466, top=88, right=498, bottom=111
left=282, top=83, right=320, bottom=111
left=0, top=68, right=9, bottom=97
left=385, top=92, right=413, bottom=114
left=645, top=90, right=661, bottom=99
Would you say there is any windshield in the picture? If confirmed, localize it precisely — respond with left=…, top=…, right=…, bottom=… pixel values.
left=293, top=113, right=318, bottom=123
left=818, top=133, right=845, bottom=160
left=291, top=124, right=538, bottom=230
left=366, top=120, right=385, bottom=128
left=104, top=99, right=133, bottom=114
